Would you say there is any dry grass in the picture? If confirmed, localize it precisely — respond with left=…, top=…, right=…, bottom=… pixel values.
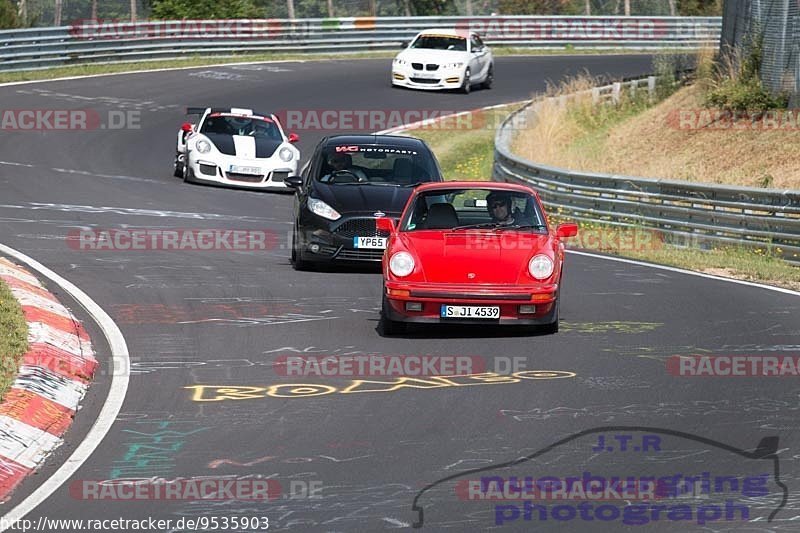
left=513, top=77, right=800, bottom=189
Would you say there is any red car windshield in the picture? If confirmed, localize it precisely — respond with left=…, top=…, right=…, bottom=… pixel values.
left=401, top=189, right=547, bottom=231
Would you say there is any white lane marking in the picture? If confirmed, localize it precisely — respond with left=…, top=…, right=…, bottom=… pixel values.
left=0, top=202, right=273, bottom=221
left=0, top=243, right=129, bottom=531
left=566, top=250, right=800, bottom=297
left=0, top=60, right=307, bottom=88
left=0, top=416, right=62, bottom=469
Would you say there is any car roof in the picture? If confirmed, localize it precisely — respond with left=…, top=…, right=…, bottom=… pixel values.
left=413, top=181, right=536, bottom=194
left=417, top=28, right=469, bottom=38
left=205, top=108, right=274, bottom=118
left=322, top=135, right=429, bottom=148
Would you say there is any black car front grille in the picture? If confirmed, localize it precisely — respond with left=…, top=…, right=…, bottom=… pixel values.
left=426, top=64, right=439, bottom=71
left=410, top=77, right=439, bottom=84
left=336, top=249, right=385, bottom=261
left=411, top=62, right=424, bottom=70
left=226, top=173, right=264, bottom=183
left=333, top=218, right=390, bottom=239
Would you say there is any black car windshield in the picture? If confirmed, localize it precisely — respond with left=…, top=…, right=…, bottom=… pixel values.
left=200, top=114, right=283, bottom=140
left=317, top=145, right=439, bottom=186
left=410, top=35, right=467, bottom=51
left=400, top=189, right=548, bottom=231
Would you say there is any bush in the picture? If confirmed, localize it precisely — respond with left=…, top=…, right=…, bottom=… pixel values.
left=0, top=0, right=18, bottom=29
left=704, top=41, right=789, bottom=114
left=705, top=77, right=789, bottom=114
left=151, top=0, right=261, bottom=19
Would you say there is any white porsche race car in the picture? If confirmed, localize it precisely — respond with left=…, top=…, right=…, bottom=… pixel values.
left=174, top=107, right=300, bottom=190
left=391, top=29, right=494, bottom=93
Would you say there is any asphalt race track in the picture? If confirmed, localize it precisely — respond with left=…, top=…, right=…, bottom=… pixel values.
left=1, top=55, right=799, bottom=532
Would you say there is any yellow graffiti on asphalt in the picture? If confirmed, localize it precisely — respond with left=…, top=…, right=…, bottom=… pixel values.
left=560, top=322, right=663, bottom=334
left=185, top=371, right=577, bottom=402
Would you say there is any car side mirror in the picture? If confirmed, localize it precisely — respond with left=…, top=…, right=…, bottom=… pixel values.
left=288, top=133, right=300, bottom=143
left=376, top=217, right=396, bottom=233
left=285, top=176, right=303, bottom=190
left=556, top=223, right=578, bottom=238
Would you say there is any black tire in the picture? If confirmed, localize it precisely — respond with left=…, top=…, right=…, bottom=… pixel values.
left=173, top=153, right=183, bottom=178
left=183, top=161, right=193, bottom=183
left=481, top=64, right=494, bottom=90
left=460, top=68, right=471, bottom=94
left=539, top=294, right=560, bottom=335
left=291, top=227, right=311, bottom=271
left=381, top=295, right=407, bottom=335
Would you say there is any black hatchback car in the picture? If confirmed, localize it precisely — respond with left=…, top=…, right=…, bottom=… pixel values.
left=286, top=135, right=443, bottom=269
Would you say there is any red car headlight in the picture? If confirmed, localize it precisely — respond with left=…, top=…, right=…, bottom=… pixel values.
left=389, top=251, right=415, bottom=277
left=528, top=254, right=554, bottom=280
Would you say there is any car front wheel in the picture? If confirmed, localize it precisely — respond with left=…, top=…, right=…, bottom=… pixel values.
left=291, top=227, right=311, bottom=271
left=173, top=153, right=184, bottom=178
left=482, top=64, right=494, bottom=90
left=460, top=68, right=471, bottom=94
left=380, top=294, right=407, bottom=335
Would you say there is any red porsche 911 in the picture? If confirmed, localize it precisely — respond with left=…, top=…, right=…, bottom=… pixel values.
left=377, top=182, right=578, bottom=335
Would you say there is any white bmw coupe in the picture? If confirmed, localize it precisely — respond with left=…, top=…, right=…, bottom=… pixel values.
left=391, top=29, right=494, bottom=93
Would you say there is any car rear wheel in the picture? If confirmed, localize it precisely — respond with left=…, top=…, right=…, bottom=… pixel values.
left=381, top=295, right=407, bottom=335
left=460, top=68, right=471, bottom=94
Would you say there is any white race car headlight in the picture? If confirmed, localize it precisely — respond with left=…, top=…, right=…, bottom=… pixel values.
left=196, top=140, right=212, bottom=154
left=389, top=251, right=415, bottom=277
left=307, top=197, right=341, bottom=221
left=528, top=254, right=554, bottom=280
left=443, top=62, right=464, bottom=69
left=278, top=147, right=294, bottom=162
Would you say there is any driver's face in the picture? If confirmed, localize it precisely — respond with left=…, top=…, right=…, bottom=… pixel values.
left=330, top=157, right=348, bottom=169
left=490, top=201, right=510, bottom=221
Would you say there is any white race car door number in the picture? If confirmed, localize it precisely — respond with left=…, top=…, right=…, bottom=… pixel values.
left=354, top=236, right=387, bottom=249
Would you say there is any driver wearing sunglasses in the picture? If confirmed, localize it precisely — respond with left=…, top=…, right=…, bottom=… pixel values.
left=486, top=191, right=516, bottom=225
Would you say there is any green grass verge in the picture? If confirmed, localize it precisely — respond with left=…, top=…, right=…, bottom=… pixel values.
left=411, top=107, right=800, bottom=292
left=0, top=47, right=659, bottom=84
left=0, top=277, right=28, bottom=401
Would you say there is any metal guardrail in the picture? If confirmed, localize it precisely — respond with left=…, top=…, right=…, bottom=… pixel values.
left=0, top=16, right=721, bottom=72
left=493, top=78, right=800, bottom=262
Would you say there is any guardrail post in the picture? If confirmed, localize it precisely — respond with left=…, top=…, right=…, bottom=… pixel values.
left=591, top=87, right=600, bottom=104
left=611, top=82, right=622, bottom=104
left=647, top=76, right=657, bottom=97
